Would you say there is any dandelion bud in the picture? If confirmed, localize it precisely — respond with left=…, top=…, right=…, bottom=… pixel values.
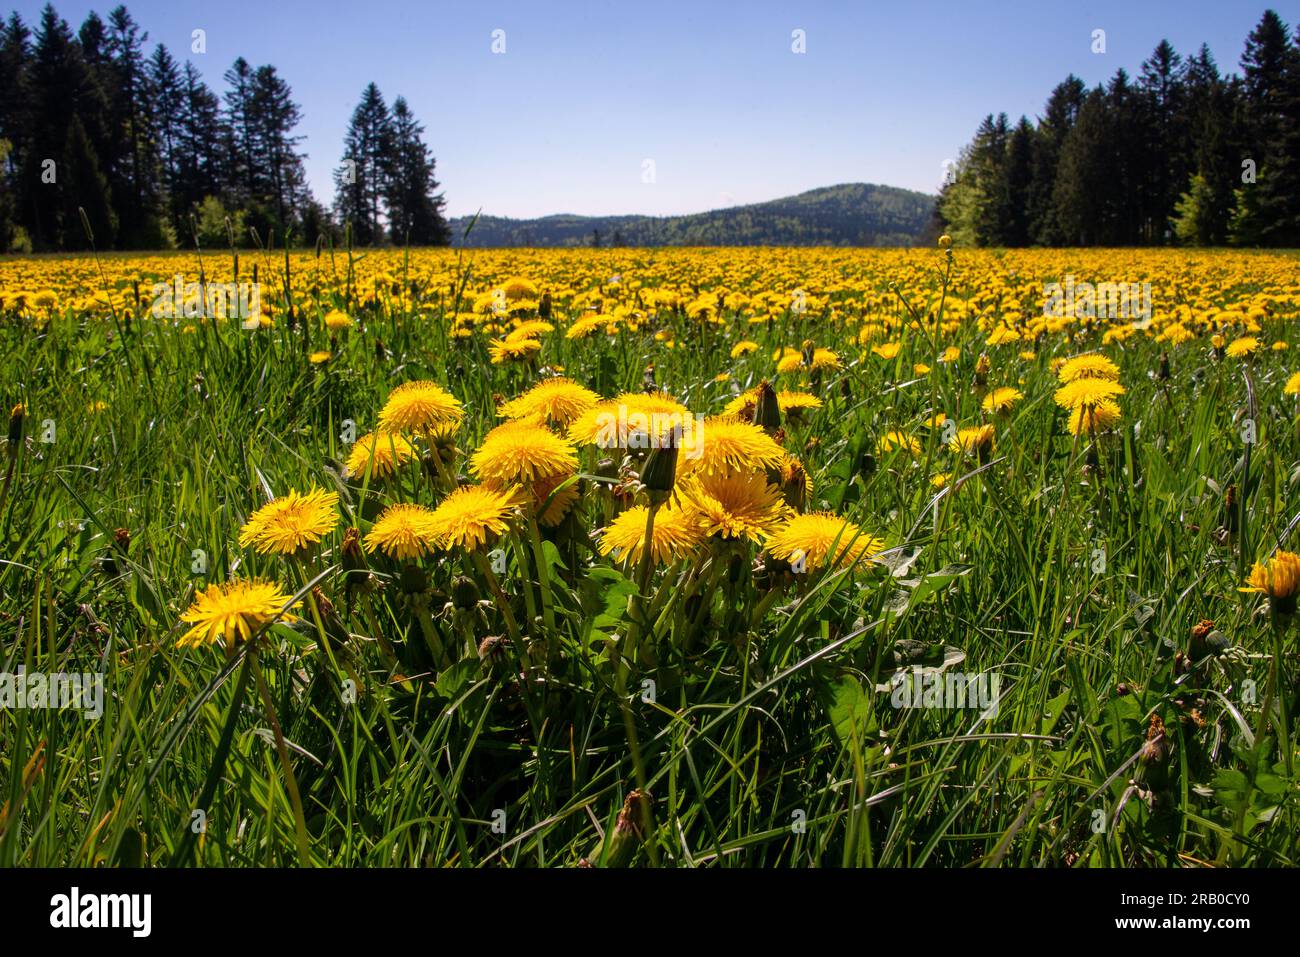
left=539, top=292, right=552, bottom=319
left=640, top=427, right=680, bottom=501
left=1139, top=714, right=1169, bottom=767
left=752, top=380, right=781, bottom=434
left=451, top=575, right=481, bottom=611
left=1224, top=484, right=1238, bottom=535
left=938, top=234, right=953, bottom=250
left=603, top=790, right=653, bottom=868
left=7, top=403, right=24, bottom=445
left=1189, top=618, right=1228, bottom=659
left=727, top=552, right=744, bottom=585
left=1157, top=352, right=1170, bottom=381
left=974, top=353, right=990, bottom=387
left=399, top=563, right=430, bottom=595
left=801, top=339, right=816, bottom=367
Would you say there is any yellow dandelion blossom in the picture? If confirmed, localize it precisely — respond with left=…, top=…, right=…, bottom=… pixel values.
left=178, top=579, right=298, bottom=649
left=238, top=488, right=339, bottom=555
left=950, top=424, right=996, bottom=457
left=598, top=503, right=705, bottom=565
left=722, top=387, right=823, bottom=419
left=566, top=313, right=612, bottom=339
left=1226, top=336, right=1259, bottom=358
left=345, top=431, right=419, bottom=480
left=730, top=340, right=759, bottom=358
left=567, top=392, right=692, bottom=446
left=679, top=416, right=786, bottom=477
left=1069, top=399, right=1122, bottom=436
left=364, top=503, right=440, bottom=560
left=489, top=336, right=542, bottom=364
left=379, top=380, right=464, bottom=435
left=499, top=377, right=601, bottom=428
left=1053, top=377, right=1125, bottom=410
left=471, top=420, right=578, bottom=484
left=878, top=430, right=921, bottom=456
left=1284, top=372, right=1300, bottom=396
left=1057, top=353, right=1120, bottom=383
left=982, top=387, right=1024, bottom=414
left=765, top=512, right=883, bottom=573
left=1240, top=549, right=1300, bottom=608
left=530, top=470, right=582, bottom=527
left=680, top=469, right=789, bottom=542
left=427, top=484, right=524, bottom=551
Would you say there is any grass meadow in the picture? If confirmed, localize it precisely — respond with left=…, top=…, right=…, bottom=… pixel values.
left=1, top=244, right=1299, bottom=867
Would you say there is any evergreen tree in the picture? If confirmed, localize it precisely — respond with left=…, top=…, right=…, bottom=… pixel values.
left=333, top=83, right=392, bottom=245
left=383, top=96, right=449, bottom=245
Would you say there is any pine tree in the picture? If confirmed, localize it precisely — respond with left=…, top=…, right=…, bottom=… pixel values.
left=148, top=43, right=182, bottom=236
left=1027, top=76, right=1085, bottom=244
left=333, top=83, right=392, bottom=245
left=0, top=14, right=31, bottom=251
left=24, top=4, right=113, bottom=249
left=250, top=64, right=309, bottom=236
left=383, top=96, right=449, bottom=245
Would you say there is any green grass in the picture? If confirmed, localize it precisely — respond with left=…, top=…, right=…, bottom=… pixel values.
left=1, top=247, right=1298, bottom=867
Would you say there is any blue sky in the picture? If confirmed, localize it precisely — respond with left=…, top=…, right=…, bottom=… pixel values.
left=11, top=0, right=1300, bottom=217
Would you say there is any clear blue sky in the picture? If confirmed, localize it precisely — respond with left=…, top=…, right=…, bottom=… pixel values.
left=11, top=0, right=1300, bottom=217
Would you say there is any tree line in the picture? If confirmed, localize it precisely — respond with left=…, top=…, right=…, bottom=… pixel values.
left=935, top=10, right=1300, bottom=247
left=0, top=3, right=450, bottom=253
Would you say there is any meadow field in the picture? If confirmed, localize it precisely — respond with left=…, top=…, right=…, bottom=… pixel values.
left=1, top=243, right=1299, bottom=867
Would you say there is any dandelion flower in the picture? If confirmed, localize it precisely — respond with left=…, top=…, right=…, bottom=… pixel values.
left=489, top=337, right=542, bottom=364
left=530, top=470, right=582, bottom=527
left=1225, top=336, right=1259, bottom=358
left=877, top=430, right=921, bottom=456
left=730, top=340, right=759, bottom=358
left=427, top=484, right=524, bottom=551
left=471, top=420, right=579, bottom=484
left=345, top=431, right=419, bottom=481
left=1054, top=377, right=1125, bottom=410
left=178, top=579, right=297, bottom=649
left=680, top=469, right=788, bottom=542
left=379, top=380, right=464, bottom=435
left=679, top=416, right=786, bottom=477
left=1057, top=353, right=1120, bottom=382
left=765, top=512, right=883, bottom=572
left=950, top=425, right=996, bottom=458
left=567, top=392, right=693, bottom=447
left=239, top=488, right=339, bottom=555
left=499, top=377, right=601, bottom=427
left=364, top=503, right=440, bottom=560
left=982, top=387, right=1024, bottom=414
left=1284, top=372, right=1300, bottom=396
left=598, top=503, right=705, bottom=565
left=1069, top=399, right=1122, bottom=436
left=1240, top=549, right=1300, bottom=613
left=722, top=388, right=822, bottom=419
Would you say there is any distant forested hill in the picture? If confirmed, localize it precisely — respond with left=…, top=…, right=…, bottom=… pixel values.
left=449, top=184, right=935, bottom=247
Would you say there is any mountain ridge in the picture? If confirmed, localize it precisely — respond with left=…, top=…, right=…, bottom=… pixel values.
left=449, top=183, right=936, bottom=248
